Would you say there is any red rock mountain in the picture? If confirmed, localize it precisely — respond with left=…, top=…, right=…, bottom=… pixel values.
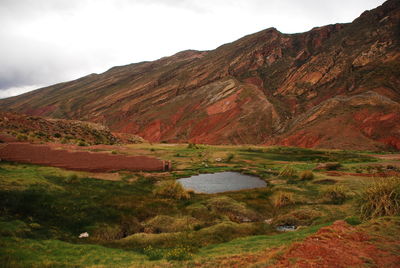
left=1, top=0, right=399, bottom=150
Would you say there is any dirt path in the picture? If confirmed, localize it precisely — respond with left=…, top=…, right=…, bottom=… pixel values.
left=0, top=142, right=170, bottom=172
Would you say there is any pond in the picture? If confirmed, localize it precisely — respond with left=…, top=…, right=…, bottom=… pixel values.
left=177, top=171, right=267, bottom=194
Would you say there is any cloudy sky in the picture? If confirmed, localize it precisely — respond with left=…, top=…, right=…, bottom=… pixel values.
left=0, top=0, right=386, bottom=99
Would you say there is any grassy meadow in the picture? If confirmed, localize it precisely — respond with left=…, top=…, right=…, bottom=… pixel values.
left=0, top=143, right=399, bottom=267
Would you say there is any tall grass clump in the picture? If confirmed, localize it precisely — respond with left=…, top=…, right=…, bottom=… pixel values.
left=153, top=180, right=190, bottom=200
left=165, top=246, right=193, bottom=261
left=272, top=191, right=295, bottom=208
left=300, top=170, right=314, bottom=181
left=321, top=185, right=348, bottom=204
left=357, top=177, right=400, bottom=220
left=278, top=165, right=298, bottom=179
left=225, top=153, right=235, bottom=163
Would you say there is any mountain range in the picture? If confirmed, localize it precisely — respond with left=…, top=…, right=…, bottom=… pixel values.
left=1, top=0, right=399, bottom=150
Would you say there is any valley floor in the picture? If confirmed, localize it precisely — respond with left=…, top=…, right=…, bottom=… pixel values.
left=1, top=142, right=399, bottom=267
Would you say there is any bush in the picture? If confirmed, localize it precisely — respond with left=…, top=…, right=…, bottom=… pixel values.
left=53, top=133, right=61, bottom=138
left=144, top=215, right=199, bottom=233
left=92, top=224, right=124, bottom=241
left=187, top=143, right=198, bottom=149
left=357, top=177, right=400, bottom=220
left=65, top=174, right=79, bottom=184
left=300, top=170, right=314, bottom=181
left=272, top=192, right=295, bottom=208
left=77, top=140, right=87, bottom=146
left=226, top=153, right=235, bottom=163
left=315, top=162, right=342, bottom=170
left=344, top=216, right=362, bottom=226
left=273, top=209, right=321, bottom=227
left=153, top=180, right=190, bottom=200
left=278, top=166, right=298, bottom=178
left=206, top=196, right=259, bottom=222
left=321, top=185, right=348, bottom=204
left=16, top=134, right=28, bottom=141
left=143, top=246, right=163, bottom=261
left=165, top=246, right=193, bottom=261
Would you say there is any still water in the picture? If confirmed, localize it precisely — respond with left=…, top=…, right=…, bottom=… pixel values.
left=177, top=171, right=267, bottom=194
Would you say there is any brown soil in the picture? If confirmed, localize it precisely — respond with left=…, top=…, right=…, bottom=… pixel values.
left=0, top=142, right=169, bottom=172
left=275, top=220, right=400, bottom=267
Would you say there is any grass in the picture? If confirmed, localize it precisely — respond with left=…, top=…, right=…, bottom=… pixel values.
left=197, top=222, right=330, bottom=257
left=357, top=177, right=400, bottom=220
left=0, top=236, right=148, bottom=267
left=0, top=144, right=397, bottom=267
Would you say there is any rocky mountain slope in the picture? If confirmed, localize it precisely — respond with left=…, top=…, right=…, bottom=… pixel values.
left=0, top=112, right=119, bottom=145
left=1, top=0, right=399, bottom=150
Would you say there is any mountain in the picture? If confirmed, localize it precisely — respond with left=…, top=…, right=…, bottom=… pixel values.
left=1, top=0, right=399, bottom=150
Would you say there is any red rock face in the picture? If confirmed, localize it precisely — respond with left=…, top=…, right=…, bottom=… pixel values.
left=1, top=0, right=399, bottom=150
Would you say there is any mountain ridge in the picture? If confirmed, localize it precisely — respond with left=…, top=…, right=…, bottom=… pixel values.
left=1, top=0, right=399, bottom=150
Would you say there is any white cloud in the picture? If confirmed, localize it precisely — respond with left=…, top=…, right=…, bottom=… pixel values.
left=0, top=85, right=43, bottom=99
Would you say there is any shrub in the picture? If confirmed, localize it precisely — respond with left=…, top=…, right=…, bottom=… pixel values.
left=206, top=196, right=259, bottom=222
left=92, top=224, right=124, bottom=241
left=143, top=246, right=163, bottom=261
left=325, top=162, right=342, bottom=170
left=321, top=185, right=348, bottom=204
left=65, top=174, right=79, bottom=184
left=344, top=216, right=362, bottom=226
left=120, top=216, right=143, bottom=236
left=77, top=140, right=87, bottom=146
left=53, top=133, right=61, bottom=138
left=144, top=215, right=199, bottom=233
left=273, top=209, right=321, bottom=227
left=278, top=166, right=298, bottom=178
left=226, top=153, right=235, bottom=163
left=272, top=191, right=295, bottom=208
left=153, top=180, right=190, bottom=200
left=165, top=246, right=193, bottom=261
left=300, top=170, right=314, bottom=181
left=187, top=143, right=198, bottom=149
left=16, top=134, right=28, bottom=141
left=357, top=177, right=400, bottom=220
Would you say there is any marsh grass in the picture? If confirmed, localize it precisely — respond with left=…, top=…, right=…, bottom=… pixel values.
left=299, top=170, right=314, bottom=181
left=357, top=177, right=400, bottom=220
left=278, top=166, right=298, bottom=179
left=321, top=185, right=349, bottom=204
left=272, top=192, right=295, bottom=208
left=153, top=180, right=190, bottom=200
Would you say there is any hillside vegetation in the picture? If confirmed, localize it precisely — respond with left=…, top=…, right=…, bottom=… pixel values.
left=1, top=143, right=399, bottom=267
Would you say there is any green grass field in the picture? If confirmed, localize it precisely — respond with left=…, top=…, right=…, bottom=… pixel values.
left=0, top=143, right=398, bottom=267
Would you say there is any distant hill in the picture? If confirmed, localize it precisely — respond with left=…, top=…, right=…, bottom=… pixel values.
left=0, top=112, right=119, bottom=145
left=1, top=0, right=399, bottom=150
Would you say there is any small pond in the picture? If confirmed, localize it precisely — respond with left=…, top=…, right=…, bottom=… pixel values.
left=177, top=171, right=267, bottom=194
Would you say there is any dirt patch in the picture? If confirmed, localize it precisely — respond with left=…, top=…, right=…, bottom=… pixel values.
left=275, top=220, right=400, bottom=267
left=0, top=142, right=170, bottom=172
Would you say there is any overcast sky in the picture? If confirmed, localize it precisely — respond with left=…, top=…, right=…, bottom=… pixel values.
left=0, top=0, right=386, bottom=99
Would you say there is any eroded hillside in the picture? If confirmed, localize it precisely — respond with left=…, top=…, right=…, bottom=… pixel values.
left=1, top=0, right=399, bottom=150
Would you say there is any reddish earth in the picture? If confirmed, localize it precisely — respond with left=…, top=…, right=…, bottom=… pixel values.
left=275, top=220, right=400, bottom=268
left=192, top=218, right=400, bottom=267
left=0, top=142, right=170, bottom=172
